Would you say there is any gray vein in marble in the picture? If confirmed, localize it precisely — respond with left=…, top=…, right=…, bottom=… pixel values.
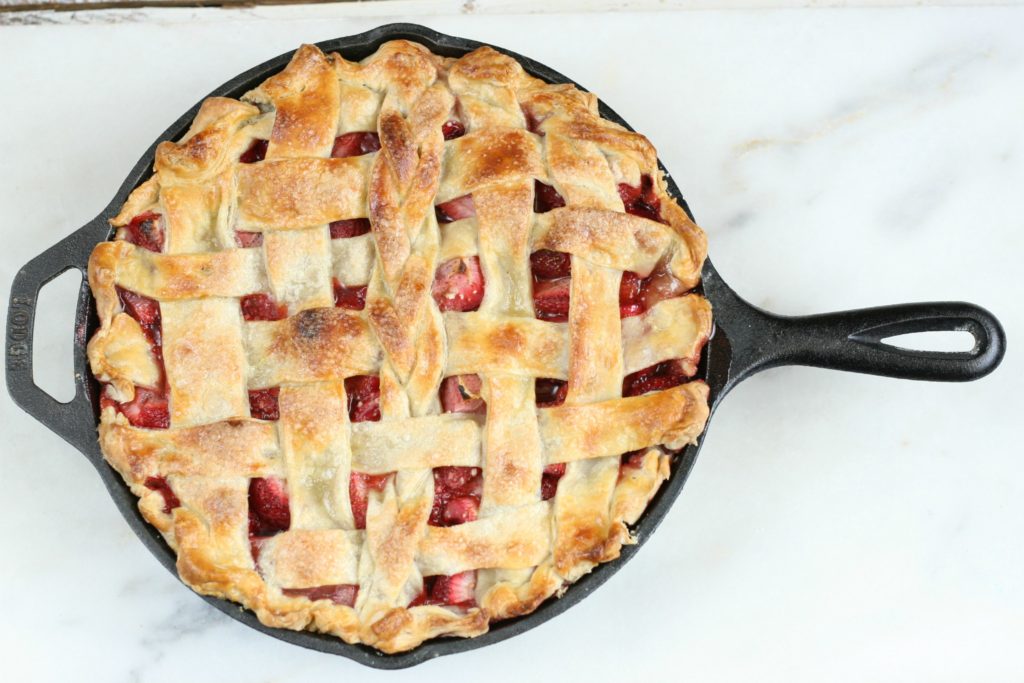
left=877, top=169, right=956, bottom=231
left=727, top=48, right=993, bottom=191
left=126, top=599, right=227, bottom=682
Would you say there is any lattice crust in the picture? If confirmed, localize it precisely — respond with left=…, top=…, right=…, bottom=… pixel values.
left=87, top=41, right=713, bottom=653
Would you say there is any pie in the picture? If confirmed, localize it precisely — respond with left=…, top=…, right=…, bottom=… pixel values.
left=86, top=40, right=713, bottom=653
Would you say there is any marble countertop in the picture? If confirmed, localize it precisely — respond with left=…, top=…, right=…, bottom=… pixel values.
left=2, top=4, right=1021, bottom=681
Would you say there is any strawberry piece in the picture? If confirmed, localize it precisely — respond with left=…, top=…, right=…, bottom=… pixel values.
left=522, top=106, right=543, bottom=134
left=349, top=471, right=391, bottom=530
left=639, top=261, right=687, bottom=311
left=541, top=463, right=566, bottom=500
left=114, top=385, right=169, bottom=429
left=331, top=132, right=380, bottom=158
left=248, top=477, right=290, bottom=537
left=240, top=139, right=268, bottom=163
left=430, top=466, right=482, bottom=527
left=443, top=496, right=480, bottom=525
left=123, top=212, right=164, bottom=253
left=533, top=277, right=570, bottom=322
left=408, top=586, right=428, bottom=608
left=432, top=256, right=485, bottom=312
left=117, top=287, right=160, bottom=331
left=535, top=378, right=567, bottom=408
left=622, top=360, right=686, bottom=398
left=234, top=230, right=264, bottom=248
left=144, top=476, right=180, bottom=513
left=111, top=288, right=167, bottom=422
left=240, top=293, right=288, bottom=322
left=618, top=174, right=665, bottom=223
left=435, top=466, right=483, bottom=496
left=442, top=119, right=465, bottom=140
left=619, top=271, right=644, bottom=318
left=329, top=218, right=371, bottom=239
left=282, top=584, right=359, bottom=607
left=439, top=375, right=485, bottom=414
left=248, top=387, right=280, bottom=421
left=344, top=375, right=380, bottom=422
left=533, top=180, right=566, bottom=213
left=618, top=264, right=688, bottom=318
left=435, top=194, right=476, bottom=224
left=530, top=249, right=571, bottom=280
left=620, top=450, right=647, bottom=470
left=408, top=587, right=428, bottom=607
left=428, top=570, right=477, bottom=607
left=103, top=289, right=168, bottom=429
left=333, top=279, right=367, bottom=311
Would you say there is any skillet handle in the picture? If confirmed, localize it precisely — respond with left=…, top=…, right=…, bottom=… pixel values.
left=6, top=222, right=105, bottom=453
left=766, top=302, right=1006, bottom=380
left=711, top=293, right=1006, bottom=400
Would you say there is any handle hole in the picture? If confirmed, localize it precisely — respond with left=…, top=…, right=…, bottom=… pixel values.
left=881, top=330, right=976, bottom=353
left=32, top=268, right=82, bottom=403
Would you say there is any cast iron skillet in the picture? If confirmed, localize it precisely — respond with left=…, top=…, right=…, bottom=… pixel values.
left=4, top=23, right=1007, bottom=669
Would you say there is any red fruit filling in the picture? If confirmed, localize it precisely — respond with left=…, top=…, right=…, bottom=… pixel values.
left=234, top=230, right=264, bottom=248
left=439, top=375, right=485, bottom=414
left=144, top=476, right=180, bottom=513
left=430, top=466, right=482, bottom=526
left=541, top=463, right=566, bottom=501
left=329, top=218, right=371, bottom=239
left=117, top=287, right=161, bottom=346
left=344, top=375, right=381, bottom=423
left=533, top=277, right=570, bottom=322
left=248, top=476, right=291, bottom=537
left=622, top=360, right=687, bottom=398
left=331, top=132, right=381, bottom=158
left=533, top=180, right=566, bottom=213
left=530, top=249, right=571, bottom=280
left=250, top=537, right=267, bottom=564
left=122, top=212, right=164, bottom=253
left=240, top=139, right=268, bottom=164
left=240, top=293, right=288, bottom=322
left=333, top=279, right=367, bottom=311
left=432, top=256, right=485, bottom=312
left=101, top=385, right=169, bottom=429
left=435, top=194, right=476, bottom=224
left=640, top=261, right=688, bottom=310
left=620, top=450, right=647, bottom=470
left=531, top=250, right=572, bottom=322
left=619, top=263, right=689, bottom=319
left=618, top=174, right=666, bottom=224
left=442, top=119, right=465, bottom=140
left=349, top=471, right=391, bottom=530
left=102, top=288, right=169, bottom=429
left=410, top=570, right=477, bottom=608
left=248, top=387, right=280, bottom=421
left=522, top=106, right=543, bottom=134
left=617, top=450, right=653, bottom=483
left=282, top=584, right=359, bottom=607
left=619, top=271, right=645, bottom=318
left=535, top=378, right=567, bottom=408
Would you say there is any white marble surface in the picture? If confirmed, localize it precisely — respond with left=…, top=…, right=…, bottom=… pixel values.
left=2, top=4, right=1022, bottom=682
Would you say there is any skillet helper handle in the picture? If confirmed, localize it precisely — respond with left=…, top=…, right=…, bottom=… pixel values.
left=6, top=225, right=100, bottom=452
left=767, top=302, right=1006, bottom=382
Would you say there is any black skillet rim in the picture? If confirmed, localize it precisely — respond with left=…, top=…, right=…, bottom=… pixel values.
left=66, top=23, right=725, bottom=669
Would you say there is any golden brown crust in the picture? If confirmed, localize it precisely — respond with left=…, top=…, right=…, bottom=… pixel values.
left=244, top=309, right=382, bottom=387
left=236, top=157, right=372, bottom=229
left=534, top=207, right=673, bottom=276
left=99, top=419, right=281, bottom=481
left=87, top=41, right=713, bottom=653
left=256, top=44, right=342, bottom=160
